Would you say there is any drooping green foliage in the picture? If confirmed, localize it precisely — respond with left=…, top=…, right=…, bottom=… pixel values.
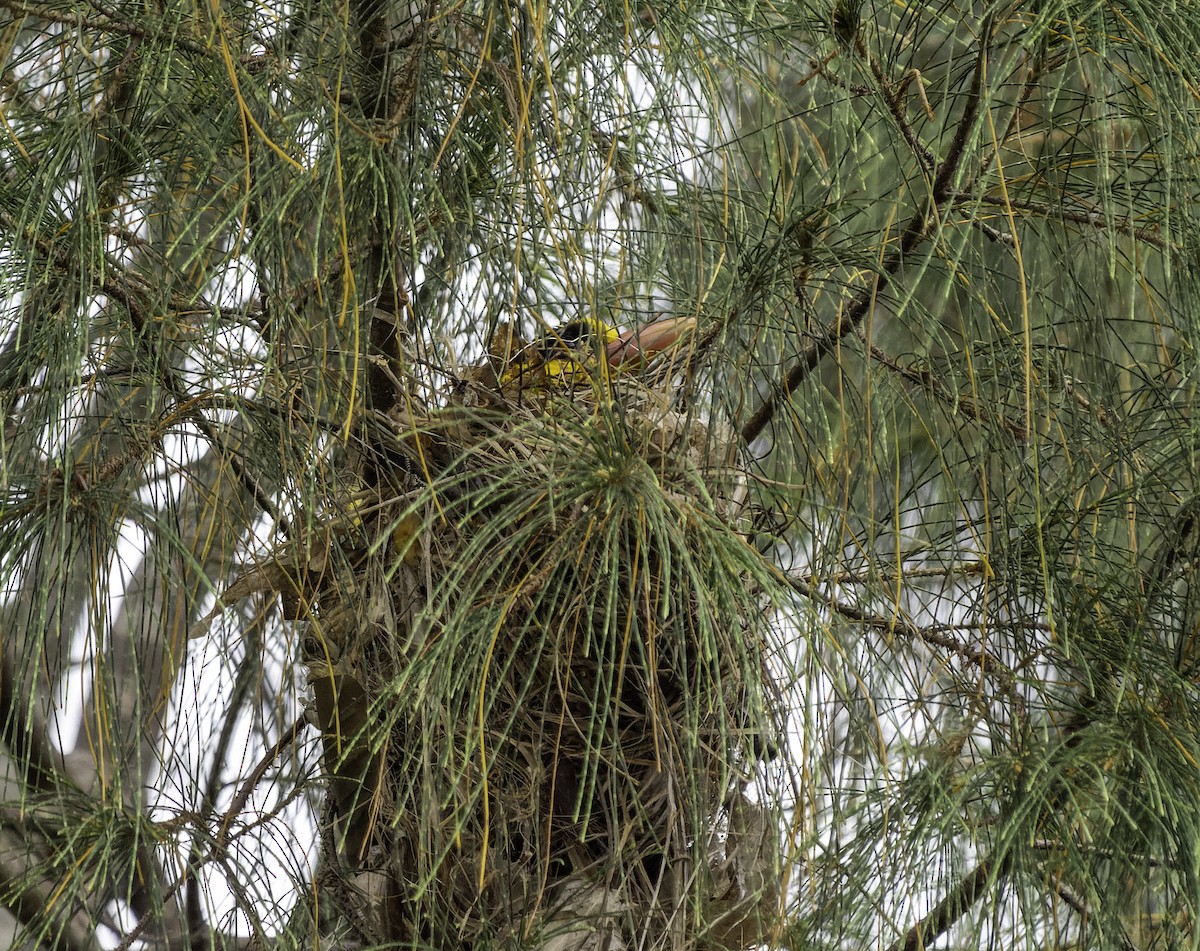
left=0, top=0, right=1199, bottom=948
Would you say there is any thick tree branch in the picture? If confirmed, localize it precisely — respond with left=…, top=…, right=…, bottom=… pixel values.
left=740, top=208, right=929, bottom=446
left=885, top=860, right=993, bottom=951
left=741, top=16, right=994, bottom=447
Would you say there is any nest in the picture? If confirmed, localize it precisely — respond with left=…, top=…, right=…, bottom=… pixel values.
left=238, top=369, right=784, bottom=949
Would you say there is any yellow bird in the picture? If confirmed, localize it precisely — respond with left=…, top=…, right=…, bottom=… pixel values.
left=539, top=317, right=621, bottom=384
left=498, top=317, right=615, bottom=389
left=499, top=315, right=696, bottom=391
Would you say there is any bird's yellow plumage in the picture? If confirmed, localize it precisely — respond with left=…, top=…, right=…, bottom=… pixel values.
left=495, top=314, right=696, bottom=392
left=500, top=317, right=619, bottom=390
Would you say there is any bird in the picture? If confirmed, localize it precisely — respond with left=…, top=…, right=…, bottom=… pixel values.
left=498, top=315, right=696, bottom=391
left=499, top=316, right=618, bottom=389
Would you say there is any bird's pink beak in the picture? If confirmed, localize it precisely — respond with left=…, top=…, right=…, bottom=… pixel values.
left=606, top=316, right=698, bottom=368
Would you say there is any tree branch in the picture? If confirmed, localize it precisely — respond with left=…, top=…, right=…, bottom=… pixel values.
left=885, top=860, right=993, bottom=951
left=741, top=14, right=995, bottom=447
left=0, top=0, right=208, bottom=54
left=863, top=338, right=1030, bottom=441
